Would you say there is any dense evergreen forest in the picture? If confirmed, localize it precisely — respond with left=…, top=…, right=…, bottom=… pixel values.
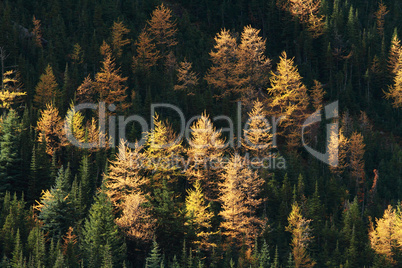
left=0, top=0, right=401, bottom=267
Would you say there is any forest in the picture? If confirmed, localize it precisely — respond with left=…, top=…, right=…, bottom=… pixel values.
left=0, top=0, right=401, bottom=267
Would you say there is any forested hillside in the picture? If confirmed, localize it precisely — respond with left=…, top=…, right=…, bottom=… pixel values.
left=0, top=0, right=401, bottom=267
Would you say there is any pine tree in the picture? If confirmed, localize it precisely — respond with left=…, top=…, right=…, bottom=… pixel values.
left=258, top=240, right=270, bottom=268
left=34, top=65, right=59, bottom=110
left=0, top=110, right=22, bottom=194
left=37, top=167, right=73, bottom=240
left=146, top=239, right=162, bottom=268
left=147, top=179, right=185, bottom=255
left=79, top=154, right=92, bottom=206
left=101, top=243, right=114, bottom=268
left=26, top=225, right=46, bottom=268
left=81, top=188, right=125, bottom=268
left=11, top=229, right=24, bottom=268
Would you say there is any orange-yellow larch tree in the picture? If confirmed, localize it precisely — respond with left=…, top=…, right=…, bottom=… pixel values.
left=280, top=0, right=325, bottom=38
left=349, top=132, right=365, bottom=186
left=267, top=51, right=310, bottom=150
left=36, top=103, right=64, bottom=155
left=286, top=202, right=316, bottom=268
left=0, top=70, right=26, bottom=109
left=133, top=30, right=160, bottom=74
left=32, top=16, right=43, bottom=48
left=242, top=100, right=272, bottom=160
left=94, top=42, right=129, bottom=111
left=34, top=64, right=59, bottom=110
left=374, top=2, right=389, bottom=37
left=105, top=140, right=154, bottom=241
left=146, top=4, right=177, bottom=57
left=75, top=75, right=95, bottom=103
left=111, top=21, right=130, bottom=58
left=186, top=113, right=225, bottom=200
left=219, top=154, right=265, bottom=247
left=174, top=60, right=199, bottom=95
left=236, top=26, right=271, bottom=103
left=369, top=205, right=397, bottom=264
left=205, top=29, right=238, bottom=98
left=384, top=56, right=402, bottom=108
left=143, top=114, right=183, bottom=184
left=185, top=179, right=215, bottom=250
left=388, top=31, right=401, bottom=75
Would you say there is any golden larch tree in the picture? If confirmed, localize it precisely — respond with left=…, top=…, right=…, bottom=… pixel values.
left=219, top=154, right=265, bottom=247
left=280, top=0, right=324, bottom=38
left=384, top=57, right=402, bottom=108
left=133, top=30, right=160, bottom=73
left=75, top=75, right=95, bottom=103
left=32, top=16, right=43, bottom=48
left=106, top=140, right=154, bottom=241
left=267, top=51, right=310, bottom=150
left=94, top=42, right=129, bottom=111
left=70, top=43, right=84, bottom=65
left=286, top=202, right=316, bottom=268
left=34, top=64, right=59, bottom=110
left=236, top=26, right=271, bottom=104
left=186, top=113, right=225, bottom=200
left=111, top=21, right=130, bottom=58
left=36, top=103, right=64, bottom=155
left=310, top=80, right=325, bottom=111
left=146, top=4, right=177, bottom=56
left=205, top=29, right=238, bottom=98
left=185, top=179, right=215, bottom=250
left=388, top=32, right=401, bottom=75
left=328, top=126, right=348, bottom=175
left=242, top=100, right=272, bottom=160
left=369, top=205, right=397, bottom=264
left=0, top=70, right=26, bottom=109
left=174, top=60, right=199, bottom=95
left=374, top=2, right=389, bottom=37
left=63, top=103, right=85, bottom=146
left=144, top=114, right=183, bottom=182
left=349, top=132, right=365, bottom=185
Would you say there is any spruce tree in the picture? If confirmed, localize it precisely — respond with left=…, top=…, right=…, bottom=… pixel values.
left=0, top=110, right=22, bottom=195
left=38, top=167, right=73, bottom=240
left=146, top=239, right=162, bottom=268
left=81, top=188, right=125, bottom=268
